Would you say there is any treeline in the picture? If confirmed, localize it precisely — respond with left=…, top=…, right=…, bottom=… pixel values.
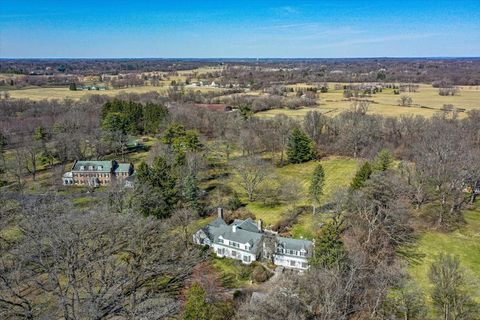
left=0, top=59, right=219, bottom=75
left=219, top=58, right=480, bottom=88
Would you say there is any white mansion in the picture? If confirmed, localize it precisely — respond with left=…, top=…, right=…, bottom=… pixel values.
left=193, top=208, right=314, bottom=270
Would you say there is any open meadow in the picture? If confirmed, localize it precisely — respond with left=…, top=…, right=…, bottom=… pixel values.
left=257, top=83, right=480, bottom=118
left=2, top=84, right=223, bottom=101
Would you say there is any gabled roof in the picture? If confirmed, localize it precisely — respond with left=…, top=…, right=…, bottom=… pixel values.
left=217, top=226, right=263, bottom=248
left=232, top=218, right=261, bottom=233
left=201, top=218, right=262, bottom=253
left=276, top=236, right=313, bottom=254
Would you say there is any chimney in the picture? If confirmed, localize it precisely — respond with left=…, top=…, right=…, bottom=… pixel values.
left=217, top=207, right=224, bottom=220
left=257, top=219, right=262, bottom=232
left=232, top=225, right=237, bottom=232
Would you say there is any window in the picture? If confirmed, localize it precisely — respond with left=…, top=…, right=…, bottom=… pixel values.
left=231, top=250, right=237, bottom=257
left=229, top=241, right=239, bottom=248
left=301, top=262, right=308, bottom=268
left=290, top=260, right=296, bottom=267
left=243, top=255, right=251, bottom=263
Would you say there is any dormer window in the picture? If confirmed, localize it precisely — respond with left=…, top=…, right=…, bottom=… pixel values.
left=80, top=166, right=85, bottom=170
left=98, top=165, right=103, bottom=170
left=89, top=166, right=94, bottom=170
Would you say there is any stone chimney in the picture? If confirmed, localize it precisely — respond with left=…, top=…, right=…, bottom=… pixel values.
left=257, top=219, right=262, bottom=232
left=217, top=207, right=224, bottom=220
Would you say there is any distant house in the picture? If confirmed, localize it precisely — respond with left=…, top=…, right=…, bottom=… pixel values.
left=62, top=160, right=134, bottom=187
left=193, top=208, right=314, bottom=270
left=78, top=85, right=107, bottom=91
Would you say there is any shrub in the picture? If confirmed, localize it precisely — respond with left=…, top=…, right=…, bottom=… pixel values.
left=252, top=265, right=271, bottom=283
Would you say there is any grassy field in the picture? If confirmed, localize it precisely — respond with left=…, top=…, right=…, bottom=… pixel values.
left=3, top=85, right=223, bottom=101
left=228, top=157, right=359, bottom=238
left=408, top=209, right=480, bottom=302
left=257, top=83, right=480, bottom=119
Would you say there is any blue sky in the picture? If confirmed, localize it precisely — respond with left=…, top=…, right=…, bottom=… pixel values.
left=1, top=0, right=479, bottom=58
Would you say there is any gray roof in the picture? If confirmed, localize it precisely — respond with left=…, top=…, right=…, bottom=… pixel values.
left=232, top=218, right=261, bottom=233
left=201, top=218, right=262, bottom=253
left=199, top=217, right=313, bottom=256
left=216, top=226, right=263, bottom=253
left=276, top=236, right=313, bottom=254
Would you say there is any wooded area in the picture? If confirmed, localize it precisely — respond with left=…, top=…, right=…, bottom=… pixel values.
left=1, top=59, right=480, bottom=319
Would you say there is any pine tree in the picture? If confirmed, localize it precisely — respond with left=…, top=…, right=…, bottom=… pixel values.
left=183, top=283, right=210, bottom=320
left=143, top=102, right=168, bottom=134
left=69, top=82, right=77, bottom=91
left=309, top=163, right=325, bottom=214
left=34, top=126, right=48, bottom=142
left=135, top=157, right=178, bottom=218
left=373, top=149, right=393, bottom=171
left=350, top=161, right=372, bottom=190
left=286, top=128, right=315, bottom=163
left=183, top=171, right=199, bottom=212
left=310, top=221, right=345, bottom=268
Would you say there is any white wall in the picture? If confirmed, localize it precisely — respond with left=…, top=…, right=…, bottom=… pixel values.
left=212, top=243, right=257, bottom=264
left=274, top=254, right=309, bottom=270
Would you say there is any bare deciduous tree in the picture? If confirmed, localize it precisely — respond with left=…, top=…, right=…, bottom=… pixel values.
left=233, top=156, right=271, bottom=202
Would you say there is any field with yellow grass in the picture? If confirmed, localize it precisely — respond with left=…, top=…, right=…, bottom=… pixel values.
left=257, top=83, right=480, bottom=119
left=3, top=85, right=223, bottom=101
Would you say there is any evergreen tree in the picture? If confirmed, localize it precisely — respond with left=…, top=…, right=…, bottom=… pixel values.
left=143, top=102, right=168, bottom=134
left=161, top=123, right=202, bottom=165
left=69, top=82, right=77, bottom=91
left=286, top=128, right=315, bottom=163
left=0, top=132, right=6, bottom=154
left=309, top=163, right=325, bottom=214
left=102, top=112, right=129, bottom=134
left=135, top=157, right=178, bottom=218
left=183, top=283, right=210, bottom=320
left=34, top=126, right=48, bottom=142
left=350, top=161, right=372, bottom=190
left=183, top=171, right=199, bottom=212
left=239, top=104, right=253, bottom=119
left=373, top=149, right=393, bottom=171
left=310, top=221, right=345, bottom=268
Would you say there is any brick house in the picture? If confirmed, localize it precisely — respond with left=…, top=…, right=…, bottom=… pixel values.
left=62, top=160, right=134, bottom=187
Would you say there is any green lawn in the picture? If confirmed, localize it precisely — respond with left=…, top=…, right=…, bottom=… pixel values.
left=231, top=157, right=359, bottom=238
left=408, top=210, right=480, bottom=302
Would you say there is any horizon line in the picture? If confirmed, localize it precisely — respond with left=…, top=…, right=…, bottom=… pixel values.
left=1, top=56, right=480, bottom=60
